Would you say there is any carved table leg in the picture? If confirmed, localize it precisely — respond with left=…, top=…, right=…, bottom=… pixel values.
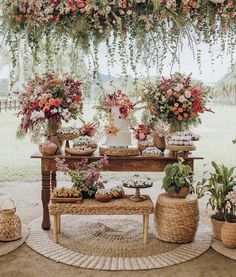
left=42, top=171, right=51, bottom=230
left=51, top=171, right=57, bottom=190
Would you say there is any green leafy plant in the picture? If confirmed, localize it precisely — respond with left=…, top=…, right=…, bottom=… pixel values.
left=162, top=158, right=193, bottom=193
left=196, top=162, right=236, bottom=221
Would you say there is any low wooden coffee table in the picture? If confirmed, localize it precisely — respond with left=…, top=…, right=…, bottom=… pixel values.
left=49, top=196, right=154, bottom=246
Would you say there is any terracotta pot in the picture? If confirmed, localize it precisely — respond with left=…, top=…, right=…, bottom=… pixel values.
left=47, top=121, right=64, bottom=154
left=95, top=193, right=113, bottom=202
left=168, top=187, right=189, bottom=198
left=211, top=218, right=225, bottom=241
left=39, top=141, right=58, bottom=156
left=221, top=222, right=236, bottom=248
left=153, top=134, right=166, bottom=152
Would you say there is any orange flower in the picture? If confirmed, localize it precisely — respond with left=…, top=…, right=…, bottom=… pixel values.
left=50, top=98, right=62, bottom=107
left=149, top=106, right=156, bottom=113
left=39, top=97, right=48, bottom=107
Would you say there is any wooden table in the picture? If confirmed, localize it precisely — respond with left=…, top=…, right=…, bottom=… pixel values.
left=49, top=196, right=154, bottom=245
left=31, top=151, right=203, bottom=230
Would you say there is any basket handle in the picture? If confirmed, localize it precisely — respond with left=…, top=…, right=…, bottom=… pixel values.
left=0, top=198, right=16, bottom=213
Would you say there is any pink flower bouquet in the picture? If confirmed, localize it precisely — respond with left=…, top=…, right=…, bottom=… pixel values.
left=16, top=73, right=83, bottom=139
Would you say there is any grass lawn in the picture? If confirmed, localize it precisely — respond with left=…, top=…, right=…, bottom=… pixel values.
left=0, top=103, right=236, bottom=182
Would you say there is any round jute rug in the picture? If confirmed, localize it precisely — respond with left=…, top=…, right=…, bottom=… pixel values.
left=0, top=224, right=29, bottom=256
left=211, top=239, right=236, bottom=260
left=26, top=216, right=211, bottom=271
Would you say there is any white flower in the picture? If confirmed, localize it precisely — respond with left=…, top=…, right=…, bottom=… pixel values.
left=179, top=95, right=186, bottom=103
left=30, top=110, right=45, bottom=122
left=174, top=83, right=184, bottom=92
left=161, top=96, right=166, bottom=102
left=51, top=108, right=58, bottom=114
left=184, top=90, right=191, bottom=98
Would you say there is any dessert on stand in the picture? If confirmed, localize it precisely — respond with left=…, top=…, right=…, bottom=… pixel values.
left=123, top=175, right=153, bottom=202
left=166, top=131, right=197, bottom=156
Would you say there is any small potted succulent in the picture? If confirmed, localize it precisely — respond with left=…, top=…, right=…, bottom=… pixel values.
left=162, top=158, right=193, bottom=198
left=221, top=190, right=236, bottom=248
left=196, top=162, right=236, bottom=240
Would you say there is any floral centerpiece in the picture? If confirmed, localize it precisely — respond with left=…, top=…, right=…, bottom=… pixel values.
left=79, top=122, right=97, bottom=137
left=131, top=124, right=153, bottom=151
left=97, top=90, right=134, bottom=119
left=16, top=73, right=83, bottom=142
left=2, top=0, right=236, bottom=87
left=141, top=72, right=212, bottom=131
left=56, top=156, right=108, bottom=197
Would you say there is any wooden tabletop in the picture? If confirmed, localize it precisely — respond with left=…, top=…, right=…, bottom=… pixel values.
left=31, top=150, right=203, bottom=161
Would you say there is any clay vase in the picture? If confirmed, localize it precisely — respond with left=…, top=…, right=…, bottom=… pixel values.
left=47, top=121, right=64, bottom=154
left=153, top=134, right=166, bottom=152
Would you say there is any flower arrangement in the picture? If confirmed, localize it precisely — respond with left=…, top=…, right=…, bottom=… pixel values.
left=97, top=90, right=134, bottom=119
left=104, top=124, right=119, bottom=135
left=132, top=124, right=152, bottom=142
left=16, top=73, right=83, bottom=140
left=56, top=156, right=108, bottom=197
left=141, top=72, right=212, bottom=131
left=79, top=122, right=97, bottom=137
left=2, top=1, right=236, bottom=86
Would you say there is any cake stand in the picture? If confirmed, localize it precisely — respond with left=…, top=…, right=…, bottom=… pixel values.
left=123, top=183, right=153, bottom=202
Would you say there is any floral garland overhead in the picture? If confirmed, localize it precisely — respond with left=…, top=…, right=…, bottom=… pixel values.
left=1, top=0, right=236, bottom=87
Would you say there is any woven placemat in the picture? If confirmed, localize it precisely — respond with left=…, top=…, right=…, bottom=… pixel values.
left=211, top=238, right=236, bottom=260
left=26, top=216, right=211, bottom=271
left=0, top=224, right=29, bottom=256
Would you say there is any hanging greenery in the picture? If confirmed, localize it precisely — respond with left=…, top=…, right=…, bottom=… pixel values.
left=1, top=0, right=236, bottom=88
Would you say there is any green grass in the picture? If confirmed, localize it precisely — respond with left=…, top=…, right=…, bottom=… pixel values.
left=0, top=103, right=236, bottom=182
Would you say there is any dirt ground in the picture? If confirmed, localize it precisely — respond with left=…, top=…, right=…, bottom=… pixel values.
left=0, top=182, right=236, bottom=277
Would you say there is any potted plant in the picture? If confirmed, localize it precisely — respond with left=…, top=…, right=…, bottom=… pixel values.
left=196, top=162, right=236, bottom=240
left=221, top=190, right=236, bottom=248
left=162, top=158, right=193, bottom=198
left=56, top=156, right=108, bottom=198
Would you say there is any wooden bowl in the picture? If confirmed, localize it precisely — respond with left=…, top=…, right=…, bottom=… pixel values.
left=65, top=147, right=96, bottom=156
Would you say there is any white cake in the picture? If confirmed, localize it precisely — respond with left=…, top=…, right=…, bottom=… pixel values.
left=105, top=106, right=132, bottom=147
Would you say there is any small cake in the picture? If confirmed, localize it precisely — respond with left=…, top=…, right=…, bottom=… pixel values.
left=142, top=147, right=163, bottom=157
left=73, top=136, right=97, bottom=149
left=95, top=188, right=113, bottom=202
left=110, top=185, right=125, bottom=199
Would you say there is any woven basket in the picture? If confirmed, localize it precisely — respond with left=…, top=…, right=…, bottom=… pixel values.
left=65, top=147, right=96, bottom=156
left=155, top=193, right=199, bottom=243
left=0, top=199, right=21, bottom=242
left=168, top=187, right=190, bottom=198
left=99, top=146, right=140, bottom=157
left=211, top=218, right=224, bottom=241
left=221, top=222, right=236, bottom=248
